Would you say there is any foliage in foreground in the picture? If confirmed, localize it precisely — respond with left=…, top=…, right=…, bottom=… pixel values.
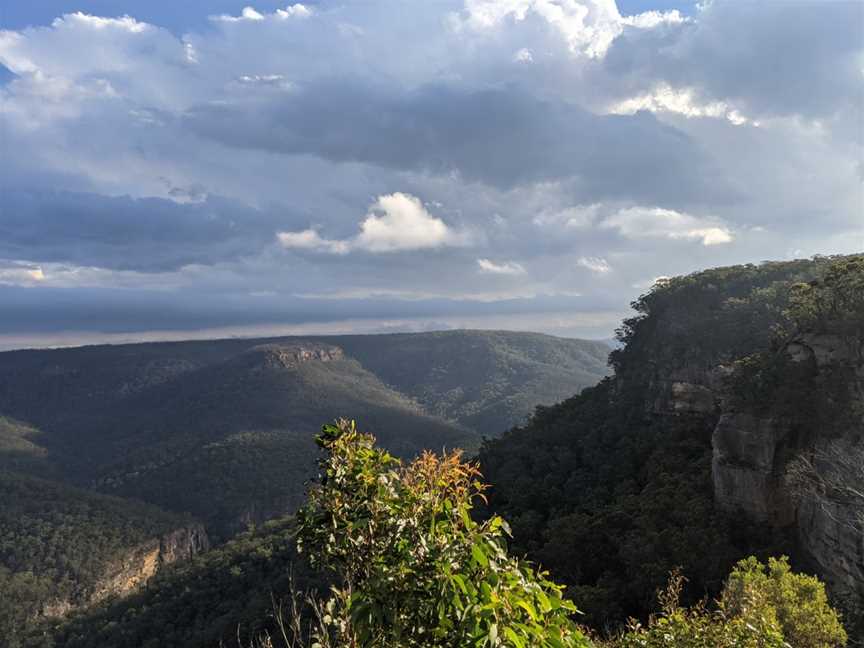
left=605, top=556, right=846, bottom=648
left=34, top=419, right=850, bottom=648
left=721, top=557, right=847, bottom=648
left=296, top=419, right=590, bottom=647
left=292, top=420, right=847, bottom=648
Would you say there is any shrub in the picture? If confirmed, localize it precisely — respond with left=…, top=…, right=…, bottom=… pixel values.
left=607, top=570, right=786, bottom=648
left=296, top=419, right=590, bottom=648
left=721, top=556, right=847, bottom=648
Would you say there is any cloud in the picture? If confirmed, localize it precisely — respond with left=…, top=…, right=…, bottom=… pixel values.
left=454, top=0, right=683, bottom=58
left=577, top=256, right=611, bottom=274
left=185, top=81, right=718, bottom=203
left=601, top=207, right=733, bottom=246
left=0, top=2, right=858, bottom=342
left=533, top=204, right=602, bottom=228
left=356, top=193, right=465, bottom=252
left=477, top=258, right=527, bottom=275
left=278, top=192, right=467, bottom=254
left=620, top=10, right=685, bottom=30
left=212, top=4, right=312, bottom=23
left=513, top=47, right=534, bottom=63
left=276, top=229, right=349, bottom=255
left=607, top=82, right=753, bottom=125
left=52, top=12, right=151, bottom=34
left=0, top=190, right=285, bottom=271
left=0, top=262, right=45, bottom=285
left=602, top=1, right=863, bottom=122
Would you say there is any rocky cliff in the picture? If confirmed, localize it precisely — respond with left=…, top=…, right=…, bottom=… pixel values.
left=234, top=343, right=345, bottom=372
left=651, top=331, right=864, bottom=608
left=42, top=523, right=209, bottom=619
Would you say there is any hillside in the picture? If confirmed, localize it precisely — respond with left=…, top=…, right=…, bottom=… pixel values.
left=34, top=517, right=307, bottom=648
left=0, top=471, right=206, bottom=647
left=0, top=331, right=607, bottom=537
left=479, top=254, right=864, bottom=631
left=0, top=330, right=608, bottom=641
left=319, top=330, right=611, bottom=436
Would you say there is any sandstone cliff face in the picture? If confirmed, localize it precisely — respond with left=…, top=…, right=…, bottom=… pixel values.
left=42, top=523, right=209, bottom=619
left=797, top=478, right=864, bottom=604
left=237, top=343, right=344, bottom=372
left=712, top=412, right=796, bottom=524
left=653, top=333, right=864, bottom=606
left=649, top=365, right=723, bottom=416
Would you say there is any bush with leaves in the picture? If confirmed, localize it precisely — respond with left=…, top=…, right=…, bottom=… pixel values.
left=296, top=419, right=590, bottom=648
left=605, top=557, right=847, bottom=648
left=605, top=570, right=786, bottom=648
left=721, top=556, right=847, bottom=648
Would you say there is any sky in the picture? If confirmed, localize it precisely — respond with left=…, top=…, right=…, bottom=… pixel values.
left=0, top=0, right=862, bottom=349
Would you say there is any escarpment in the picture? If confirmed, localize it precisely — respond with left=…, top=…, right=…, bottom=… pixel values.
left=41, top=523, right=209, bottom=620
left=232, top=343, right=345, bottom=372
left=479, top=256, right=863, bottom=629
left=648, top=330, right=864, bottom=607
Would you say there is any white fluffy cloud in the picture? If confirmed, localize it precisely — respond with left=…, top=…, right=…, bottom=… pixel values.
left=212, top=4, right=312, bottom=23
left=278, top=193, right=467, bottom=254
left=455, top=0, right=682, bottom=58
left=601, top=207, right=734, bottom=246
left=607, top=83, right=752, bottom=126
left=356, top=193, right=466, bottom=252
left=477, top=258, right=527, bottom=275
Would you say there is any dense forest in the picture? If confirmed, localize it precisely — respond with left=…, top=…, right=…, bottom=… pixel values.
left=32, top=518, right=313, bottom=648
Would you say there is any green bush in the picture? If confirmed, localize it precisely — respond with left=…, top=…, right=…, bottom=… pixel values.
left=296, top=419, right=590, bottom=647
left=608, top=572, right=785, bottom=648
left=721, top=557, right=847, bottom=648
left=606, top=558, right=847, bottom=648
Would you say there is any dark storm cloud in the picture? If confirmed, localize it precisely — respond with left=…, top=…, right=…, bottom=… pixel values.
left=0, top=190, right=285, bottom=272
left=185, top=81, right=726, bottom=204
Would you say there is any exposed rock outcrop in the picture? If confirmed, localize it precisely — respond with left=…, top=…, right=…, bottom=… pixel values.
left=42, top=523, right=209, bottom=619
left=235, top=343, right=344, bottom=372
left=798, top=483, right=864, bottom=604
left=649, top=331, right=864, bottom=607
left=648, top=365, right=726, bottom=415
left=714, top=334, right=862, bottom=605
left=711, top=413, right=795, bottom=524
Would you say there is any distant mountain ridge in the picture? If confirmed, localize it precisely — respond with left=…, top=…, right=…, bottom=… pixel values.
left=0, top=328, right=608, bottom=582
